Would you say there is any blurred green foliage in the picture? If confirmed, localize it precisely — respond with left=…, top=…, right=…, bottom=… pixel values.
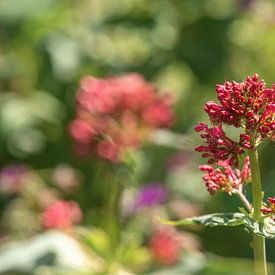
left=1, top=0, right=275, bottom=272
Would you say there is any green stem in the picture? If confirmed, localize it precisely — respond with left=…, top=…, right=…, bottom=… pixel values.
left=106, top=179, right=123, bottom=251
left=248, top=149, right=267, bottom=275
left=232, top=189, right=251, bottom=212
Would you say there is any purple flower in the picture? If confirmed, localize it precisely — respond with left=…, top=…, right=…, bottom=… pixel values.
left=135, top=183, right=168, bottom=208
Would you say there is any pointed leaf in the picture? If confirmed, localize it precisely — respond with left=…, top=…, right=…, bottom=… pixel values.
left=161, top=213, right=245, bottom=227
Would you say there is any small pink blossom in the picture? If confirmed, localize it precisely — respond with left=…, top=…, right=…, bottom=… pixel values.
left=199, top=156, right=251, bottom=195
left=149, top=228, right=182, bottom=265
left=195, top=123, right=252, bottom=166
left=42, top=200, right=82, bottom=230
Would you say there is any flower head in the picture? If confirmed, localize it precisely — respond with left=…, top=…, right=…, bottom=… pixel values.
left=199, top=156, right=251, bottom=195
left=205, top=74, right=275, bottom=142
left=70, top=73, right=174, bottom=162
left=195, top=123, right=252, bottom=166
left=42, top=200, right=82, bottom=229
left=195, top=74, right=274, bottom=167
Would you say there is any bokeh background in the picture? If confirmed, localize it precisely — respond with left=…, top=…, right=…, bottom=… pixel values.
left=0, top=0, right=275, bottom=274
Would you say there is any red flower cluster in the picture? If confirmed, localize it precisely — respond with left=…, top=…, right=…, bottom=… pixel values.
left=149, top=228, right=182, bottom=265
left=195, top=73, right=275, bottom=166
left=205, top=74, right=275, bottom=141
left=195, top=123, right=251, bottom=166
left=261, top=197, right=275, bottom=216
left=42, top=200, right=82, bottom=229
left=199, top=156, right=251, bottom=195
left=70, top=73, right=174, bottom=162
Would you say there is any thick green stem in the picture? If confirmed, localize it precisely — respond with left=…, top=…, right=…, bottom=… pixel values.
left=106, top=180, right=123, bottom=251
left=96, top=162, right=124, bottom=253
left=248, top=149, right=267, bottom=275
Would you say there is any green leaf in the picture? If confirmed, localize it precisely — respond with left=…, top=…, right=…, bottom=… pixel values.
left=243, top=215, right=275, bottom=239
left=161, top=213, right=245, bottom=227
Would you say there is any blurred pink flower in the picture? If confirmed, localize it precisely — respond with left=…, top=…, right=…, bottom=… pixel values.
left=42, top=200, right=82, bottom=229
left=70, top=73, right=174, bottom=162
left=149, top=228, right=182, bottom=265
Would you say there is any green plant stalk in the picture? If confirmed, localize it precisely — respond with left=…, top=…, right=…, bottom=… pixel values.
left=106, top=180, right=123, bottom=251
left=248, top=149, right=267, bottom=275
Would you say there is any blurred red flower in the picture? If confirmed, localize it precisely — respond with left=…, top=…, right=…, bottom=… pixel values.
left=149, top=228, right=182, bottom=265
left=70, top=73, right=174, bottom=162
left=42, top=200, right=82, bottom=229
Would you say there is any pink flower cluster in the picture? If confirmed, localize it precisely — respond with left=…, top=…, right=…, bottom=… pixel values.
left=195, top=74, right=275, bottom=167
left=205, top=74, right=274, bottom=140
left=70, top=73, right=174, bottom=162
left=261, top=197, right=275, bottom=217
left=199, top=156, right=251, bottom=195
left=42, top=200, right=82, bottom=229
left=195, top=123, right=251, bottom=166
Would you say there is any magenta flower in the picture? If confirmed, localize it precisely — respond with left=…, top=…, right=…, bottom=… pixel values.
left=135, top=183, right=168, bottom=208
left=70, top=73, right=174, bottom=162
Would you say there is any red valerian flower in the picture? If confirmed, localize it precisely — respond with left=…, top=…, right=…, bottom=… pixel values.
left=204, top=74, right=275, bottom=143
left=195, top=74, right=274, bottom=166
left=195, top=122, right=252, bottom=166
left=42, top=200, right=82, bottom=229
left=149, top=228, right=182, bottom=265
left=199, top=156, right=251, bottom=195
left=70, top=73, right=174, bottom=162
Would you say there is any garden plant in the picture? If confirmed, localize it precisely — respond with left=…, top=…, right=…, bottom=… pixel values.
left=1, top=1, right=275, bottom=274
left=169, top=73, right=275, bottom=275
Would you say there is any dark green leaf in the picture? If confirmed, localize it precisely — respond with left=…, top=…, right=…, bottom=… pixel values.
left=161, top=213, right=245, bottom=227
left=243, top=215, right=275, bottom=239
